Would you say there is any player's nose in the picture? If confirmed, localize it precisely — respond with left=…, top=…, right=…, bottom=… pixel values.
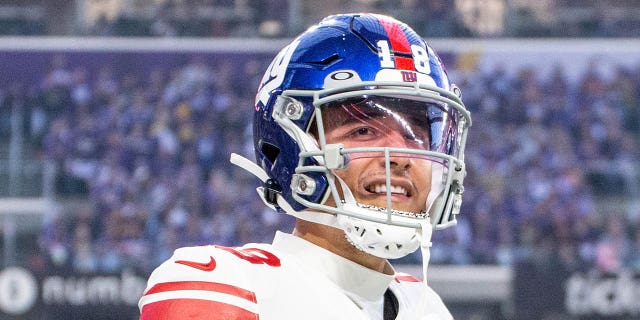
left=388, top=153, right=413, bottom=172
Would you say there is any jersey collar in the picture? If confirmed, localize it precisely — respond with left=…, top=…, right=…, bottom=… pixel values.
left=272, top=231, right=394, bottom=301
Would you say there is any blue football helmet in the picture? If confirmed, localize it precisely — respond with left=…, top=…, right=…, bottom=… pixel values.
left=232, top=13, right=471, bottom=259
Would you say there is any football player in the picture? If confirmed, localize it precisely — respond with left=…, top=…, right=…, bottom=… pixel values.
left=139, top=13, right=471, bottom=319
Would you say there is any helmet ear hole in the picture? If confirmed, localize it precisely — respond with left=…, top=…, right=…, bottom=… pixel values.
left=260, top=142, right=280, bottom=164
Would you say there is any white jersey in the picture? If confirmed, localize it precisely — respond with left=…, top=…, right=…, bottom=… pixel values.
left=139, top=232, right=452, bottom=320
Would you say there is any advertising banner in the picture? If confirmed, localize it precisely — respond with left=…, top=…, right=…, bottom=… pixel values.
left=515, top=261, right=640, bottom=320
left=0, top=266, right=145, bottom=320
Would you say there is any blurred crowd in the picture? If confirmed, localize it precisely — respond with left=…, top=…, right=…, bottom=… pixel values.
left=426, top=62, right=640, bottom=274
left=18, top=49, right=638, bottom=275
left=4, top=0, right=640, bottom=38
left=28, top=53, right=283, bottom=273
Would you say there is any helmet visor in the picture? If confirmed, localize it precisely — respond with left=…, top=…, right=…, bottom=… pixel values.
left=305, top=95, right=460, bottom=221
left=317, top=95, right=460, bottom=163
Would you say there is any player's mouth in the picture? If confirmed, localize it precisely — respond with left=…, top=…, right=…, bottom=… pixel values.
left=364, top=182, right=413, bottom=197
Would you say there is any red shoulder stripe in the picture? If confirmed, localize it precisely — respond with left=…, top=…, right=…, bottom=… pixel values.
left=395, top=273, right=422, bottom=283
left=141, top=298, right=259, bottom=320
left=144, top=281, right=257, bottom=303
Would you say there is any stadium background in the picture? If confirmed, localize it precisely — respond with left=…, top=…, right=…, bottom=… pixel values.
left=0, top=1, right=639, bottom=319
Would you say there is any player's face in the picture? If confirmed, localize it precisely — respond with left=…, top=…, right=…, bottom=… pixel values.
left=321, top=97, right=433, bottom=214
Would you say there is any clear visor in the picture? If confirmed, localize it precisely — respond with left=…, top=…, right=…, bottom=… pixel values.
left=316, top=95, right=459, bottom=163
left=305, top=95, right=461, bottom=225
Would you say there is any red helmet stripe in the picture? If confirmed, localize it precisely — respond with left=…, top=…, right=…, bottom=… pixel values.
left=395, top=56, right=414, bottom=71
left=376, top=16, right=415, bottom=71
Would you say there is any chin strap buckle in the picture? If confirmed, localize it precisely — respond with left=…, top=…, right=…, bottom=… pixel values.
left=263, top=179, right=282, bottom=206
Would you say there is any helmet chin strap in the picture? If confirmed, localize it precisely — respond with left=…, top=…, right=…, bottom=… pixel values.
left=230, top=153, right=341, bottom=228
left=230, top=152, right=433, bottom=282
left=418, top=220, right=432, bottom=285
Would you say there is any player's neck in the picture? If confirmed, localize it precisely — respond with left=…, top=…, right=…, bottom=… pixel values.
left=292, top=219, right=391, bottom=274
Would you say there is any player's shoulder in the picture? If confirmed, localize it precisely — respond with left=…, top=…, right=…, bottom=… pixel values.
left=391, top=271, right=442, bottom=298
left=390, top=272, right=427, bottom=302
left=139, top=243, right=287, bottom=319
left=163, top=243, right=277, bottom=269
left=390, top=272, right=453, bottom=320
left=171, top=243, right=281, bottom=266
left=145, top=243, right=284, bottom=287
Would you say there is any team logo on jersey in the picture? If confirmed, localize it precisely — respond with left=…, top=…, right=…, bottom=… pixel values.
left=175, top=256, right=217, bottom=272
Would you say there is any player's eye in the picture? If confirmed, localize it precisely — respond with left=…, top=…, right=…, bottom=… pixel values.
left=356, top=127, right=373, bottom=135
left=347, top=126, right=378, bottom=140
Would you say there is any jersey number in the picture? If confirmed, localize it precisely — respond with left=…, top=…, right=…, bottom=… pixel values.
left=216, top=246, right=281, bottom=267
